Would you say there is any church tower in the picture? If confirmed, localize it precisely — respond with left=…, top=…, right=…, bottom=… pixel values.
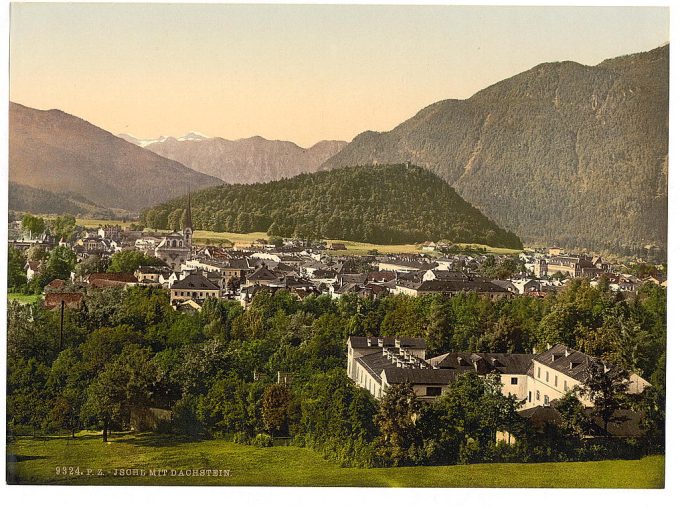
left=183, top=189, right=193, bottom=251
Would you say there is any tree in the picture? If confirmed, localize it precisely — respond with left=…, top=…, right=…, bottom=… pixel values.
left=481, top=314, right=526, bottom=353
left=261, top=383, right=292, bottom=436
left=7, top=246, right=27, bottom=290
left=108, top=250, right=163, bottom=273
left=25, top=244, right=48, bottom=262
left=425, top=295, right=451, bottom=355
left=578, top=360, right=631, bottom=434
left=45, top=348, right=88, bottom=437
left=374, top=383, right=421, bottom=465
left=82, top=345, right=157, bottom=441
left=424, top=373, right=523, bottom=464
left=554, top=390, right=592, bottom=438
left=75, top=254, right=108, bottom=279
left=44, top=246, right=76, bottom=282
left=50, top=215, right=76, bottom=240
left=21, top=214, right=45, bottom=238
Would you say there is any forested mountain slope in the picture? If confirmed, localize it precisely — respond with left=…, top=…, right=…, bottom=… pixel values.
left=141, top=164, right=523, bottom=248
left=323, top=45, right=669, bottom=255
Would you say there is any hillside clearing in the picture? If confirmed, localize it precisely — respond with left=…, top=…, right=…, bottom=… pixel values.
left=68, top=219, right=521, bottom=255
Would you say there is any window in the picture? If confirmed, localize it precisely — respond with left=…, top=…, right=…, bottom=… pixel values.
left=511, top=377, right=518, bottom=385
left=528, top=391, right=532, bottom=402
left=554, top=375, right=558, bottom=387
left=545, top=371, right=549, bottom=382
left=537, top=367, right=541, bottom=377
left=536, top=390, right=540, bottom=401
left=544, top=395, right=550, bottom=406
left=426, top=386, right=442, bottom=397
left=564, top=380, right=568, bottom=391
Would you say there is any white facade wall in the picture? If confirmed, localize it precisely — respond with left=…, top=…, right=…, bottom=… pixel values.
left=525, top=361, right=590, bottom=408
left=499, top=374, right=528, bottom=402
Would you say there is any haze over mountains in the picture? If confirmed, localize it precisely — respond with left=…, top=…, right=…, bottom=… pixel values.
left=9, top=102, right=222, bottom=212
left=131, top=134, right=347, bottom=184
left=324, top=45, right=669, bottom=254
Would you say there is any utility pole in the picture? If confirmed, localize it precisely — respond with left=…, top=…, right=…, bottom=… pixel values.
left=59, top=299, right=65, bottom=350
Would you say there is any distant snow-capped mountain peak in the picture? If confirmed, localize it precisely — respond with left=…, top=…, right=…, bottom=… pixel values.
left=118, top=132, right=210, bottom=147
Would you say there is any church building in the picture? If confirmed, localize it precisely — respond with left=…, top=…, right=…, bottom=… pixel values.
left=154, top=192, right=193, bottom=271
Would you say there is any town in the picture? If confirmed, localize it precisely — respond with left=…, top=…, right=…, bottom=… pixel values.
left=7, top=203, right=666, bottom=460
left=8, top=196, right=666, bottom=313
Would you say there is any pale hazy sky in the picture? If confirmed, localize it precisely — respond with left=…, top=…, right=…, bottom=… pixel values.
left=9, top=3, right=669, bottom=147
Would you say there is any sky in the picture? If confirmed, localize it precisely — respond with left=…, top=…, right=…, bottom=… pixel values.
left=9, top=3, right=669, bottom=147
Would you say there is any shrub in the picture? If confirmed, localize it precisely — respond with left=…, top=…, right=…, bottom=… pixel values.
left=232, top=431, right=250, bottom=445
left=252, top=433, right=273, bottom=448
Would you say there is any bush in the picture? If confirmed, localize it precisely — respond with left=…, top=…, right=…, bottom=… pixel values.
left=252, top=433, right=273, bottom=448
left=232, top=431, right=250, bottom=445
left=172, top=395, right=205, bottom=438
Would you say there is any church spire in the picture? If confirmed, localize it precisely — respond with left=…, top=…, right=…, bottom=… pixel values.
left=184, top=187, right=193, bottom=231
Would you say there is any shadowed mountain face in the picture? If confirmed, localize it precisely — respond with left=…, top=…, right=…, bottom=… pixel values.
left=9, top=102, right=223, bottom=212
left=140, top=135, right=347, bottom=184
left=324, top=45, right=669, bottom=255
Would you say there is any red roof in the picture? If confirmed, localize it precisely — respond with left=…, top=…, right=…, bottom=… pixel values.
left=87, top=272, right=138, bottom=283
left=43, top=292, right=84, bottom=310
left=45, top=278, right=66, bottom=289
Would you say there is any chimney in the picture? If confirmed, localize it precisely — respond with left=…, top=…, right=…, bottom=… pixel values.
left=395, top=337, right=401, bottom=349
left=366, top=337, right=372, bottom=347
left=551, top=354, right=557, bottom=362
left=564, top=348, right=570, bottom=357
left=382, top=347, right=388, bottom=357
left=377, top=337, right=384, bottom=348
left=457, top=356, right=463, bottom=365
left=491, top=357, right=499, bottom=366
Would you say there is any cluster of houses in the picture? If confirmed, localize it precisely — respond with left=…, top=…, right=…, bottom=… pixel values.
left=9, top=200, right=666, bottom=314
left=346, top=336, right=651, bottom=438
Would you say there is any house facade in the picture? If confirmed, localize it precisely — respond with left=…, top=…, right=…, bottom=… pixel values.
left=347, top=338, right=650, bottom=409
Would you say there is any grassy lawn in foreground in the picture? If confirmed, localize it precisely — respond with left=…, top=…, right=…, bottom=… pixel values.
left=7, top=293, right=42, bottom=304
left=6, top=432, right=664, bottom=487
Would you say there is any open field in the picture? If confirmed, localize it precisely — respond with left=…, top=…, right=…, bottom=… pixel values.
left=7, top=432, right=664, bottom=487
left=70, top=218, right=522, bottom=255
left=7, top=293, right=42, bottom=304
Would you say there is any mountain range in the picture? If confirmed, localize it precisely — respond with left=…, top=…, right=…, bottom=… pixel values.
left=323, top=44, right=669, bottom=254
left=9, top=102, right=222, bottom=212
left=132, top=134, right=347, bottom=184
left=8, top=44, right=668, bottom=254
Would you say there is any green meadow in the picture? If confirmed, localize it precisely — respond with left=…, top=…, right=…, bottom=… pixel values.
left=70, top=218, right=521, bottom=255
left=7, top=432, right=664, bottom=488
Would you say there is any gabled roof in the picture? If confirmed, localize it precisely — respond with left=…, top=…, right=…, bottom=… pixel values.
left=383, top=367, right=458, bottom=386
left=88, top=272, right=138, bottom=283
left=430, top=352, right=534, bottom=375
left=534, top=344, right=592, bottom=382
left=428, top=270, right=469, bottom=281
left=247, top=266, right=278, bottom=281
left=45, top=278, right=66, bottom=290
left=415, top=279, right=509, bottom=294
left=171, top=273, right=220, bottom=291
